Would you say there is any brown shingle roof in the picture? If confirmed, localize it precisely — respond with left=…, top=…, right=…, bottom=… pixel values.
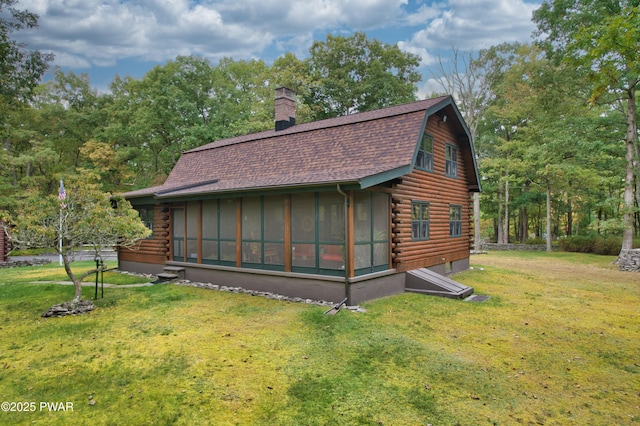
left=125, top=95, right=474, bottom=199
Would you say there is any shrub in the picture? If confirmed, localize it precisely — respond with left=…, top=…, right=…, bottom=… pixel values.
left=525, top=237, right=546, bottom=245
left=559, top=235, right=639, bottom=256
left=559, top=235, right=595, bottom=253
left=592, top=236, right=622, bottom=256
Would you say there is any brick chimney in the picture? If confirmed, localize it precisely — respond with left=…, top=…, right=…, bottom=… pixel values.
left=274, top=87, right=296, bottom=131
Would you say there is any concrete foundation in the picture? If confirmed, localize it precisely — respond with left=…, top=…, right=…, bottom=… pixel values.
left=118, top=257, right=470, bottom=304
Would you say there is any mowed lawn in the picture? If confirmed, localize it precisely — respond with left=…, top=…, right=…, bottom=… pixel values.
left=0, top=252, right=638, bottom=425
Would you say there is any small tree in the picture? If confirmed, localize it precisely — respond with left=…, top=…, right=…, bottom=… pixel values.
left=2, top=173, right=151, bottom=304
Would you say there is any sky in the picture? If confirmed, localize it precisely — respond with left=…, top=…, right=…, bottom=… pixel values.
left=11, top=0, right=543, bottom=97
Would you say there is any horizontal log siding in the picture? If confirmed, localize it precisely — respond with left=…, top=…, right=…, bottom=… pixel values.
left=119, top=204, right=170, bottom=265
left=392, top=116, right=472, bottom=272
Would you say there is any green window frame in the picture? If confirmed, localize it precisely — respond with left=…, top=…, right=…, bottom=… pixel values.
left=354, top=192, right=390, bottom=275
left=291, top=192, right=346, bottom=277
left=172, top=207, right=185, bottom=262
left=411, top=202, right=430, bottom=240
left=416, top=133, right=434, bottom=172
left=445, top=143, right=458, bottom=178
left=450, top=204, right=462, bottom=237
left=241, top=195, right=285, bottom=271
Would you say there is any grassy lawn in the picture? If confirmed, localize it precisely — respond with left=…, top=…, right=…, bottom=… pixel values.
left=0, top=252, right=638, bottom=425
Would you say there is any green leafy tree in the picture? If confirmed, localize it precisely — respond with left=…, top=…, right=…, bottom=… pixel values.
left=533, top=0, right=640, bottom=253
left=0, top=0, right=53, bottom=108
left=305, top=32, right=421, bottom=118
left=2, top=172, right=151, bottom=304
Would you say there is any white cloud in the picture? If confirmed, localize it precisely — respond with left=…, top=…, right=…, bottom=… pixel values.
left=13, top=0, right=540, bottom=91
left=14, top=0, right=410, bottom=69
left=405, top=0, right=538, bottom=50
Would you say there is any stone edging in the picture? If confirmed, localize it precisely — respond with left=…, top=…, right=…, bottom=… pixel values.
left=174, top=280, right=367, bottom=312
left=0, top=259, right=52, bottom=268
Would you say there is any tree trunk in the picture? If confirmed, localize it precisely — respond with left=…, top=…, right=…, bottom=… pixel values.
left=546, top=181, right=552, bottom=252
left=504, top=175, right=510, bottom=244
left=473, top=192, right=481, bottom=250
left=567, top=196, right=573, bottom=237
left=497, top=181, right=504, bottom=244
left=61, top=254, right=83, bottom=303
left=620, top=86, right=637, bottom=253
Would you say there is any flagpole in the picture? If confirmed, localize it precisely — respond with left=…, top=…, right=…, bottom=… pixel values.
left=58, top=179, right=65, bottom=267
left=59, top=205, right=63, bottom=267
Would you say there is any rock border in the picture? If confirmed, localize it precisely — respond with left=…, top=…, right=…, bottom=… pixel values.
left=42, top=300, right=95, bottom=318
left=174, top=280, right=366, bottom=312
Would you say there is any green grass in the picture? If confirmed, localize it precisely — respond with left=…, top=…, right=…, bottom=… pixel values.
left=0, top=252, right=638, bottom=425
left=0, top=261, right=151, bottom=285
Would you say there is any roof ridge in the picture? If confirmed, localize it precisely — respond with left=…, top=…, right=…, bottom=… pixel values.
left=186, top=96, right=450, bottom=154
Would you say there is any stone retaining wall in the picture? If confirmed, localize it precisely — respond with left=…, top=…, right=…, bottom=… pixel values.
left=0, top=222, right=8, bottom=262
left=480, top=243, right=549, bottom=252
left=618, top=249, right=640, bottom=272
left=0, top=259, right=52, bottom=268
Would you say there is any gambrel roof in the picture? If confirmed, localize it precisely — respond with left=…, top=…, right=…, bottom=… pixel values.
left=124, top=95, right=480, bottom=200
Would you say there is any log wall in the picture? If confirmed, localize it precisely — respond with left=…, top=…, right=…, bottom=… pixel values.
left=119, top=204, right=170, bottom=265
left=391, top=115, right=474, bottom=272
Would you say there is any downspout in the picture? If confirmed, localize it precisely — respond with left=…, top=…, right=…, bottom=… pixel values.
left=336, top=184, right=351, bottom=305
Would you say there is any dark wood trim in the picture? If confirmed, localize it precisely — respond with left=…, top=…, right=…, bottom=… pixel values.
left=197, top=200, right=202, bottom=263
left=346, top=190, right=355, bottom=278
left=235, top=198, right=242, bottom=268
left=284, top=194, right=292, bottom=272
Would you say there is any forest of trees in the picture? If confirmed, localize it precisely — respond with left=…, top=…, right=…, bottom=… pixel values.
left=1, top=0, right=639, bottom=253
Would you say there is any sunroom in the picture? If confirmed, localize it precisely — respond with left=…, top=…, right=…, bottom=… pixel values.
left=169, top=189, right=391, bottom=278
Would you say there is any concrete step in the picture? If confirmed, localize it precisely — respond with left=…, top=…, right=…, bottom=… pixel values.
left=156, top=272, right=178, bottom=280
left=163, top=266, right=185, bottom=272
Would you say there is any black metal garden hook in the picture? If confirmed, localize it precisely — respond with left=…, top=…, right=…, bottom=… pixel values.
left=94, top=254, right=104, bottom=300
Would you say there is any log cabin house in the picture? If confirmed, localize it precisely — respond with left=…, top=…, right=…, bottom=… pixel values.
left=119, top=89, right=481, bottom=304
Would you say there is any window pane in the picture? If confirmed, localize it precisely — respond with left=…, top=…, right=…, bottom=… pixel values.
left=421, top=222, right=429, bottom=239
left=220, top=241, right=236, bottom=262
left=318, top=192, right=344, bottom=243
left=173, top=208, right=184, bottom=238
left=292, top=193, right=316, bottom=242
left=264, top=242, right=284, bottom=265
left=421, top=204, right=429, bottom=220
left=412, top=222, right=419, bottom=239
left=425, top=153, right=433, bottom=171
left=186, top=239, right=198, bottom=261
left=202, top=239, right=218, bottom=261
left=173, top=208, right=184, bottom=259
left=416, top=151, right=425, bottom=169
left=354, top=192, right=371, bottom=243
left=242, top=242, right=261, bottom=263
left=187, top=202, right=198, bottom=237
left=264, top=195, right=284, bottom=242
left=373, top=242, right=389, bottom=267
left=424, top=135, right=433, bottom=152
left=354, top=244, right=371, bottom=270
left=319, top=244, right=343, bottom=269
left=242, top=197, right=261, bottom=240
left=292, top=243, right=315, bottom=268
left=220, top=199, right=236, bottom=240
left=412, top=203, right=420, bottom=220
left=373, top=193, right=389, bottom=242
left=202, top=200, right=218, bottom=239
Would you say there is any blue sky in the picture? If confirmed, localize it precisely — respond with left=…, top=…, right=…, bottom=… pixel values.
left=13, top=0, right=542, bottom=96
